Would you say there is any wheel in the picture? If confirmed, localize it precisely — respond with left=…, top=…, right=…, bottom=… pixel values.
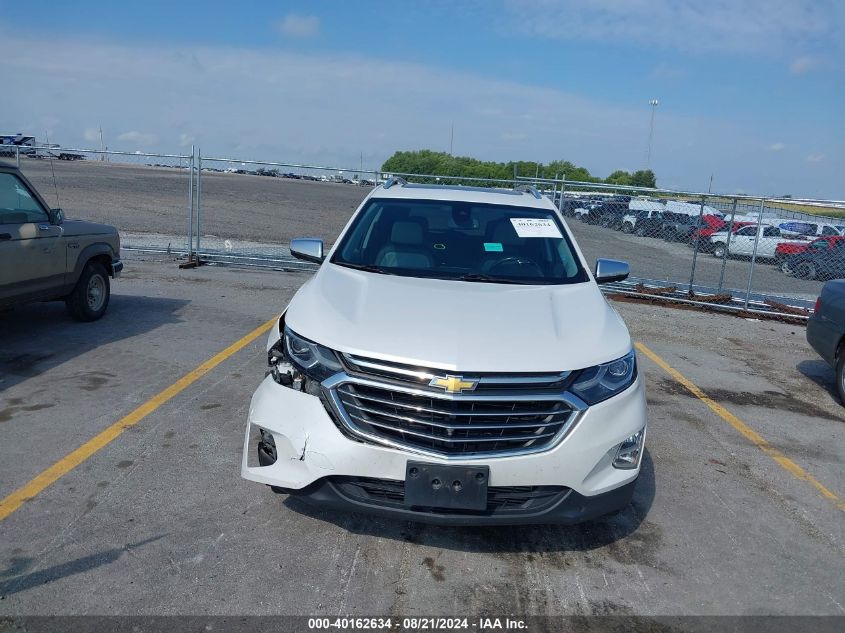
left=796, top=262, right=816, bottom=280
left=635, top=226, right=647, bottom=237
left=663, top=231, right=675, bottom=242
left=712, top=243, right=727, bottom=258
left=621, top=223, right=634, bottom=234
left=836, top=350, right=845, bottom=406
left=65, top=261, right=110, bottom=321
left=780, top=261, right=793, bottom=275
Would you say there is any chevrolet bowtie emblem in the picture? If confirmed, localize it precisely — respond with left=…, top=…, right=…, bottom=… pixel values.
left=429, top=375, right=478, bottom=394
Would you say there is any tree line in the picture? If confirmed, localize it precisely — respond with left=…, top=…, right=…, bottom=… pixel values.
left=381, top=150, right=656, bottom=188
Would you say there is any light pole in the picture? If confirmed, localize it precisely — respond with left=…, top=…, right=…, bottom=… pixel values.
left=646, top=99, right=658, bottom=169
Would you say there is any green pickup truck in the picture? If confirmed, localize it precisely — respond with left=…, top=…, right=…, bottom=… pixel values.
left=0, top=164, right=122, bottom=321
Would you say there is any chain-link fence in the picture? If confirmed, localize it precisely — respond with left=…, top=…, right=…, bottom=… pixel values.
left=3, top=142, right=843, bottom=316
left=1, top=144, right=193, bottom=254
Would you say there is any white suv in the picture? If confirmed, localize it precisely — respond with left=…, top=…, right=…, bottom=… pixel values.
left=241, top=180, right=647, bottom=525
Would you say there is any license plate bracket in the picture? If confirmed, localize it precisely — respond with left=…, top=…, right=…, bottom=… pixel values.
left=404, top=461, right=489, bottom=511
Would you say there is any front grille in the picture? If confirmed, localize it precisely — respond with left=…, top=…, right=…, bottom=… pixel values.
left=330, top=380, right=577, bottom=457
left=332, top=476, right=568, bottom=514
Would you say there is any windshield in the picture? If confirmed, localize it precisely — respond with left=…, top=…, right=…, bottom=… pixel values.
left=331, top=198, right=588, bottom=285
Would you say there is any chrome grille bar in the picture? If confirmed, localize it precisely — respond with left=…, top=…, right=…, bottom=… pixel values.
left=324, top=371, right=587, bottom=459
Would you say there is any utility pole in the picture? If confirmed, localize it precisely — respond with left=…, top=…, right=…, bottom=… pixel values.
left=646, top=99, right=658, bottom=169
left=99, top=126, right=104, bottom=161
left=449, top=121, right=454, bottom=155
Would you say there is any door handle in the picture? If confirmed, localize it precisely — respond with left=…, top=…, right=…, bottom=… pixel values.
left=0, top=233, right=11, bottom=241
left=38, top=224, right=52, bottom=231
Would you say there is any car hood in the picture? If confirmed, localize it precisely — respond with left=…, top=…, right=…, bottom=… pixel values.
left=284, top=263, right=632, bottom=372
left=61, top=219, right=118, bottom=237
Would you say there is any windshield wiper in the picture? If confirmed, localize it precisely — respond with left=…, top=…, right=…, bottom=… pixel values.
left=456, top=273, right=532, bottom=285
left=334, top=262, right=394, bottom=275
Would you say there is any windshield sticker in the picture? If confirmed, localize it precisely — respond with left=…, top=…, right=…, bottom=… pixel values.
left=510, top=218, right=563, bottom=239
left=484, top=242, right=503, bottom=252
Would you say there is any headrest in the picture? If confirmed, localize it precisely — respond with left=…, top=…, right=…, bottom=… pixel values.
left=489, top=220, right=523, bottom=246
left=390, top=221, right=424, bottom=246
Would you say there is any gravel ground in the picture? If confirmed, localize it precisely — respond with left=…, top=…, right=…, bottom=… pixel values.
left=12, top=157, right=825, bottom=300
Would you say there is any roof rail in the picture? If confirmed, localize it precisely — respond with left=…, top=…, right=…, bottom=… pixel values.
left=514, top=184, right=543, bottom=199
left=382, top=176, right=408, bottom=190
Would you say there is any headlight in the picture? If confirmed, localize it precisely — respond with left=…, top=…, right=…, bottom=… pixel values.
left=570, top=350, right=637, bottom=404
left=282, top=326, right=342, bottom=385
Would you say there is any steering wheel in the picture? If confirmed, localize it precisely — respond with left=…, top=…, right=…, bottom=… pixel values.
left=486, top=257, right=544, bottom=277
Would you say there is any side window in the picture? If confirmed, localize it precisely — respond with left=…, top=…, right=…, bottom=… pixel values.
left=736, top=226, right=756, bottom=236
left=822, top=226, right=838, bottom=236
left=0, top=173, right=48, bottom=223
left=763, top=226, right=781, bottom=237
left=811, top=240, right=829, bottom=250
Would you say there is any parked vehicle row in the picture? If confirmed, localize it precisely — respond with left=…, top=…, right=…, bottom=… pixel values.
left=559, top=193, right=845, bottom=282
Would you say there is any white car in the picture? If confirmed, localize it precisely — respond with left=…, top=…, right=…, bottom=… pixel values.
left=709, top=223, right=807, bottom=259
left=241, top=180, right=647, bottom=525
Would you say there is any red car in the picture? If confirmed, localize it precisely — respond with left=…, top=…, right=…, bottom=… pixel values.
left=776, top=235, right=845, bottom=262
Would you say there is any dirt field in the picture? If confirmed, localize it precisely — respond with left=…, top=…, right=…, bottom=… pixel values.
left=11, top=157, right=827, bottom=300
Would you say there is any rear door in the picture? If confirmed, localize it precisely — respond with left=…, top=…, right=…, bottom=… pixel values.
left=0, top=172, right=65, bottom=302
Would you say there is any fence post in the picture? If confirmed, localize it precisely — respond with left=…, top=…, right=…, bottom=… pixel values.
left=196, top=148, right=202, bottom=257
left=743, top=198, right=766, bottom=310
left=717, top=198, right=738, bottom=292
left=15, top=146, right=20, bottom=169
left=187, top=145, right=195, bottom=259
left=687, top=195, right=706, bottom=293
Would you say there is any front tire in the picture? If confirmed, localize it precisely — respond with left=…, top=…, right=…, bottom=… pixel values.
left=66, top=261, right=110, bottom=321
left=712, top=243, right=727, bottom=258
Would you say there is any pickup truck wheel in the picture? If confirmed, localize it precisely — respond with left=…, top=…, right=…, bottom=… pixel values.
left=66, top=261, right=110, bottom=321
left=836, top=351, right=845, bottom=405
left=712, top=243, right=727, bottom=258
left=621, top=223, right=634, bottom=234
left=635, top=226, right=647, bottom=237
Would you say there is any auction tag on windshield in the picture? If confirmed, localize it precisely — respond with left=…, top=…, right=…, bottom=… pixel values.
left=510, top=218, right=563, bottom=238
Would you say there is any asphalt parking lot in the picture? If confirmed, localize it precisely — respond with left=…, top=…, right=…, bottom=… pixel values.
left=0, top=256, right=843, bottom=616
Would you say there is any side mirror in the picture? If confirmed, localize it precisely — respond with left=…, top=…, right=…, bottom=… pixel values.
left=290, top=238, right=324, bottom=263
left=595, top=258, right=629, bottom=284
left=49, top=208, right=64, bottom=225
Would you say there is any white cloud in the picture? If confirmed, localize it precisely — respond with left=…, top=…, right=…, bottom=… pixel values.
left=0, top=36, right=840, bottom=198
left=277, top=14, right=320, bottom=38
left=806, top=153, right=825, bottom=162
left=117, top=131, right=158, bottom=146
left=83, top=127, right=100, bottom=142
left=651, top=63, right=686, bottom=80
left=767, top=142, right=785, bottom=151
left=505, top=0, right=844, bottom=56
left=789, top=55, right=819, bottom=74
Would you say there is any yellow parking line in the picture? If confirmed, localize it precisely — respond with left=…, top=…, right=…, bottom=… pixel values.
left=0, top=316, right=278, bottom=522
left=635, top=341, right=845, bottom=513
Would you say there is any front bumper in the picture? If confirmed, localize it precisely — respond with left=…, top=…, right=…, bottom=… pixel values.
left=111, top=258, right=123, bottom=278
left=241, top=374, right=647, bottom=524
left=807, top=314, right=838, bottom=367
left=277, top=475, right=638, bottom=525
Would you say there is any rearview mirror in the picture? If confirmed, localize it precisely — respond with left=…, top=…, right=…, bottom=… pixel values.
left=290, top=238, right=324, bottom=263
left=595, top=258, right=629, bottom=284
left=49, top=208, right=64, bottom=225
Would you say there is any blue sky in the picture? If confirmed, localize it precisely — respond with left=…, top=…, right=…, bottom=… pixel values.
left=1, top=1, right=843, bottom=198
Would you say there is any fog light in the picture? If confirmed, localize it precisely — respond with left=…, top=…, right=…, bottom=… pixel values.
left=613, top=428, right=645, bottom=469
left=257, top=429, right=278, bottom=466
